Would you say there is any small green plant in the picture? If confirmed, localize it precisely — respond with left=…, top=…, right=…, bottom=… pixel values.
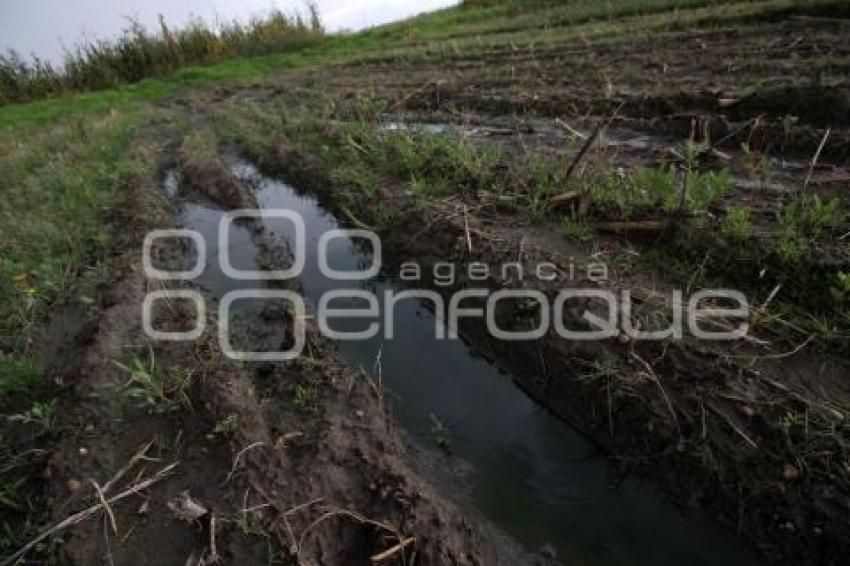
left=212, top=413, right=239, bottom=437
left=720, top=205, right=753, bottom=240
left=429, top=413, right=450, bottom=452
left=7, top=400, right=57, bottom=435
left=635, top=165, right=678, bottom=212
left=0, top=356, right=41, bottom=398
left=688, top=169, right=731, bottom=212
left=561, top=216, right=595, bottom=241
left=779, top=195, right=844, bottom=236
left=774, top=234, right=807, bottom=265
left=292, top=384, right=318, bottom=413
left=801, top=313, right=835, bottom=336
left=0, top=476, right=25, bottom=511
left=830, top=271, right=850, bottom=303
left=585, top=164, right=729, bottom=218
left=410, top=175, right=452, bottom=199
left=331, top=163, right=378, bottom=199
left=780, top=114, right=799, bottom=137
left=115, top=348, right=191, bottom=413
left=350, top=90, right=387, bottom=123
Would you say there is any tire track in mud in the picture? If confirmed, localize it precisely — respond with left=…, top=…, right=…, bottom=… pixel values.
left=39, top=151, right=538, bottom=566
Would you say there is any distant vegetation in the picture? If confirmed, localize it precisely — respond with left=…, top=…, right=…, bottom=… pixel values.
left=0, top=6, right=323, bottom=104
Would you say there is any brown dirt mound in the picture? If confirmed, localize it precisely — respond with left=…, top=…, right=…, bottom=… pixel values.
left=728, top=86, right=850, bottom=128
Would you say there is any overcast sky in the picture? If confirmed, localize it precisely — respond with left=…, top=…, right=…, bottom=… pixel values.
left=0, top=0, right=457, bottom=63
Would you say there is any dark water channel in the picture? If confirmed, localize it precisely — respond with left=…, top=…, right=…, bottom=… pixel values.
left=164, top=159, right=761, bottom=566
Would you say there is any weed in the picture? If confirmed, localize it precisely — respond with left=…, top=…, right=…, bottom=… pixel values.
left=0, top=356, right=41, bottom=398
left=410, top=175, right=452, bottom=199
left=212, top=413, right=239, bottom=437
left=292, top=384, right=318, bottom=413
left=801, top=312, right=836, bottom=336
left=721, top=205, right=753, bottom=240
left=779, top=195, right=845, bottom=236
left=562, top=217, right=595, bottom=242
left=780, top=114, right=799, bottom=137
left=332, top=163, right=379, bottom=199
left=350, top=90, right=387, bottom=123
left=774, top=234, right=807, bottom=265
left=0, top=476, right=25, bottom=511
left=830, top=272, right=850, bottom=304
left=636, top=165, right=678, bottom=213
left=429, top=413, right=450, bottom=451
left=688, top=169, right=731, bottom=212
left=7, top=400, right=57, bottom=435
left=115, top=348, right=192, bottom=413
left=0, top=435, right=45, bottom=556
left=584, top=163, right=729, bottom=219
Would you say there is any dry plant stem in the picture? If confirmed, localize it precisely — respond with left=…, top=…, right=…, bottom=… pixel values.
left=697, top=115, right=761, bottom=159
left=802, top=128, right=831, bottom=193
left=706, top=404, right=759, bottom=450
left=390, top=79, right=440, bottom=111
left=630, top=352, right=679, bottom=430
left=102, top=440, right=156, bottom=493
left=564, top=100, right=625, bottom=182
left=297, top=508, right=405, bottom=564
left=370, top=537, right=416, bottom=565
left=209, top=512, right=220, bottom=563
left=91, top=479, right=118, bottom=535
left=269, top=497, right=325, bottom=555
left=222, top=441, right=267, bottom=486
left=555, top=117, right=588, bottom=140
left=463, top=204, right=473, bottom=253
left=564, top=119, right=603, bottom=180
left=1, top=462, right=179, bottom=566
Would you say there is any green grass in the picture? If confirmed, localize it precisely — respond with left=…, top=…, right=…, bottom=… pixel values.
left=115, top=348, right=193, bottom=413
left=0, top=108, right=165, bottom=354
left=720, top=205, right=754, bottom=241
left=0, top=357, right=42, bottom=399
left=0, top=8, right=323, bottom=105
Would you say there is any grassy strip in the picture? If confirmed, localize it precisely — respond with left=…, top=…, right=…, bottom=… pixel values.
left=0, top=107, right=169, bottom=378
left=352, top=0, right=848, bottom=67
left=0, top=105, right=172, bottom=555
left=0, top=8, right=322, bottom=105
left=5, top=0, right=839, bottom=129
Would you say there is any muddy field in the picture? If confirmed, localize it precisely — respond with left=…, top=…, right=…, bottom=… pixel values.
left=3, top=3, right=850, bottom=566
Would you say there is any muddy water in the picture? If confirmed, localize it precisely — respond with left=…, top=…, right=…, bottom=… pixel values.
left=166, top=160, right=761, bottom=566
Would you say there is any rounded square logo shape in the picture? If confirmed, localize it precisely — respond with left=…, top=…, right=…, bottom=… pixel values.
left=142, top=289, right=206, bottom=341
left=218, top=290, right=306, bottom=361
left=219, top=209, right=305, bottom=280
left=318, top=229, right=382, bottom=280
left=143, top=229, right=206, bottom=280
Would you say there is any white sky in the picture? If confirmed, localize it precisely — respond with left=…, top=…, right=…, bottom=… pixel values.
left=0, top=0, right=458, bottom=63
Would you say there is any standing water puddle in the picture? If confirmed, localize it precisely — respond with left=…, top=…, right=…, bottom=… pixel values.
left=167, top=159, right=761, bottom=566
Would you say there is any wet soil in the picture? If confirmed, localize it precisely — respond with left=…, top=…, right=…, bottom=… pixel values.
left=34, top=161, right=539, bottom=566
left=9, top=8, right=850, bottom=566
left=255, top=136, right=850, bottom=566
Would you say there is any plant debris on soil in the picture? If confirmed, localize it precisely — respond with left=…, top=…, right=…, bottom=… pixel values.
left=2, top=1, right=850, bottom=565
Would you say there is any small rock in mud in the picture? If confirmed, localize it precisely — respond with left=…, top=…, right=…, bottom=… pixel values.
left=167, top=491, right=209, bottom=523
left=783, top=464, right=802, bottom=481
